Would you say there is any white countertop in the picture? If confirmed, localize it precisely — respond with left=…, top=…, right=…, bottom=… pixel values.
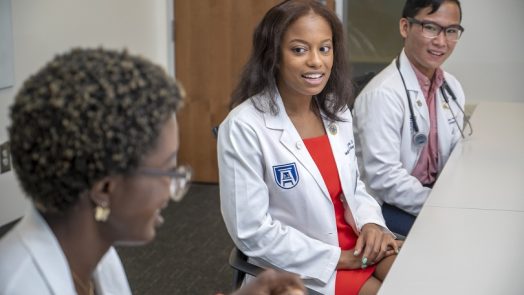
left=379, top=102, right=524, bottom=295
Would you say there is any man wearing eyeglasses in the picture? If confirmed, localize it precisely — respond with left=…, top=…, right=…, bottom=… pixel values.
left=353, top=0, right=467, bottom=236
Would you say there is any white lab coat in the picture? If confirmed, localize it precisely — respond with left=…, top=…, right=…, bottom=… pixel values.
left=218, top=92, right=389, bottom=295
left=0, top=206, right=132, bottom=295
left=353, top=49, right=465, bottom=216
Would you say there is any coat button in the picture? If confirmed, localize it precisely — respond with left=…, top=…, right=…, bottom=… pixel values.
left=296, top=142, right=303, bottom=149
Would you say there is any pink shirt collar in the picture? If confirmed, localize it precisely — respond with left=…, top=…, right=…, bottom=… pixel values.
left=411, top=65, right=445, bottom=101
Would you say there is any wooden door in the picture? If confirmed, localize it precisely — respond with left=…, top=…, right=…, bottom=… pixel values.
left=174, top=0, right=335, bottom=183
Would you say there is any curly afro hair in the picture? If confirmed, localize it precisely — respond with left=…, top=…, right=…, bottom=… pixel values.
left=9, top=48, right=183, bottom=213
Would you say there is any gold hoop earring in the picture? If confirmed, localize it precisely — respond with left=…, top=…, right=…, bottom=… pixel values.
left=94, top=205, right=110, bottom=222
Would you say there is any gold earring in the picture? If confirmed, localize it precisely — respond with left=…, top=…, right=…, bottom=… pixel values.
left=95, top=205, right=110, bottom=222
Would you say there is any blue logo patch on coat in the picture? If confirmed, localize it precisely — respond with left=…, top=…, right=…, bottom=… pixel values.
left=273, top=163, right=299, bottom=189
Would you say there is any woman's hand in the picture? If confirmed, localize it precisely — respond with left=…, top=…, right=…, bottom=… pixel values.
left=337, top=249, right=365, bottom=270
left=337, top=224, right=400, bottom=270
left=355, top=223, right=399, bottom=268
left=227, top=269, right=306, bottom=295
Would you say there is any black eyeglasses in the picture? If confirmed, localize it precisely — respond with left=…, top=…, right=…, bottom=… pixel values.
left=407, top=17, right=464, bottom=42
left=137, top=165, right=192, bottom=202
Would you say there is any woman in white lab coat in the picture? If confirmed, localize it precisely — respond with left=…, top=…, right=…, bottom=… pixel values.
left=218, top=1, right=401, bottom=294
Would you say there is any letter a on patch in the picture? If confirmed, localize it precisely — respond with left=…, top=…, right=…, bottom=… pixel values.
left=273, top=163, right=299, bottom=189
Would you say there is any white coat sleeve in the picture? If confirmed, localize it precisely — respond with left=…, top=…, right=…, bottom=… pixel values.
left=353, top=167, right=393, bottom=234
left=217, top=118, right=340, bottom=284
left=354, top=89, right=430, bottom=215
left=339, top=110, right=392, bottom=232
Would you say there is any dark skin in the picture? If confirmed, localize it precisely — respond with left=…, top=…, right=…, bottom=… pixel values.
left=44, top=118, right=177, bottom=294
left=221, top=269, right=306, bottom=295
left=45, top=170, right=145, bottom=295
left=46, top=117, right=308, bottom=295
left=45, top=182, right=114, bottom=295
left=278, top=13, right=403, bottom=295
left=337, top=224, right=402, bottom=270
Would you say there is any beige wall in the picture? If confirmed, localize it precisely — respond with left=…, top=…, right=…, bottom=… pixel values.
left=0, top=0, right=171, bottom=226
left=2, top=0, right=523, bottom=225
left=445, top=0, right=524, bottom=103
left=336, top=0, right=524, bottom=103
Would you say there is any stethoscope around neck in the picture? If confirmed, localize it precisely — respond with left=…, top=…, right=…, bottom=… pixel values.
left=395, top=56, right=472, bottom=146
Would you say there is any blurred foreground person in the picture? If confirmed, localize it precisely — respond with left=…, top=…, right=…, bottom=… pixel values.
left=0, top=48, right=305, bottom=295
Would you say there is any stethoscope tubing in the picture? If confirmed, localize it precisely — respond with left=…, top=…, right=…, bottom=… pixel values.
left=395, top=55, right=469, bottom=145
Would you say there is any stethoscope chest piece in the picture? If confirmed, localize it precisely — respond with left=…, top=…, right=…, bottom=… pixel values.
left=413, top=132, right=428, bottom=146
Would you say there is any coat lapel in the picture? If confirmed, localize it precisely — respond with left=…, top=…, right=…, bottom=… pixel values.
left=324, top=115, right=355, bottom=199
left=435, top=86, right=456, bottom=169
left=400, top=50, right=430, bottom=133
left=263, top=94, right=331, bottom=202
left=19, top=207, right=77, bottom=295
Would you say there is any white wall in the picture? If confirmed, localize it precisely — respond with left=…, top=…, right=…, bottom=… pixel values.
left=1, top=0, right=522, bottom=225
left=445, top=0, right=524, bottom=103
left=0, top=0, right=171, bottom=226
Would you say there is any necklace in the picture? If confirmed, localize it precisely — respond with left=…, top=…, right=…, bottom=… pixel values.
left=71, top=271, right=95, bottom=295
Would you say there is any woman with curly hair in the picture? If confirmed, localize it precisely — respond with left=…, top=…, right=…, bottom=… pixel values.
left=0, top=48, right=305, bottom=295
left=0, top=48, right=187, bottom=295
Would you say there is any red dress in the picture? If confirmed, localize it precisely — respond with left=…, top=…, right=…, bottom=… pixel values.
left=303, top=135, right=375, bottom=295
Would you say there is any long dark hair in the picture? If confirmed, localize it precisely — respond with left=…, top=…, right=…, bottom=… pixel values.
left=230, top=0, right=352, bottom=121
